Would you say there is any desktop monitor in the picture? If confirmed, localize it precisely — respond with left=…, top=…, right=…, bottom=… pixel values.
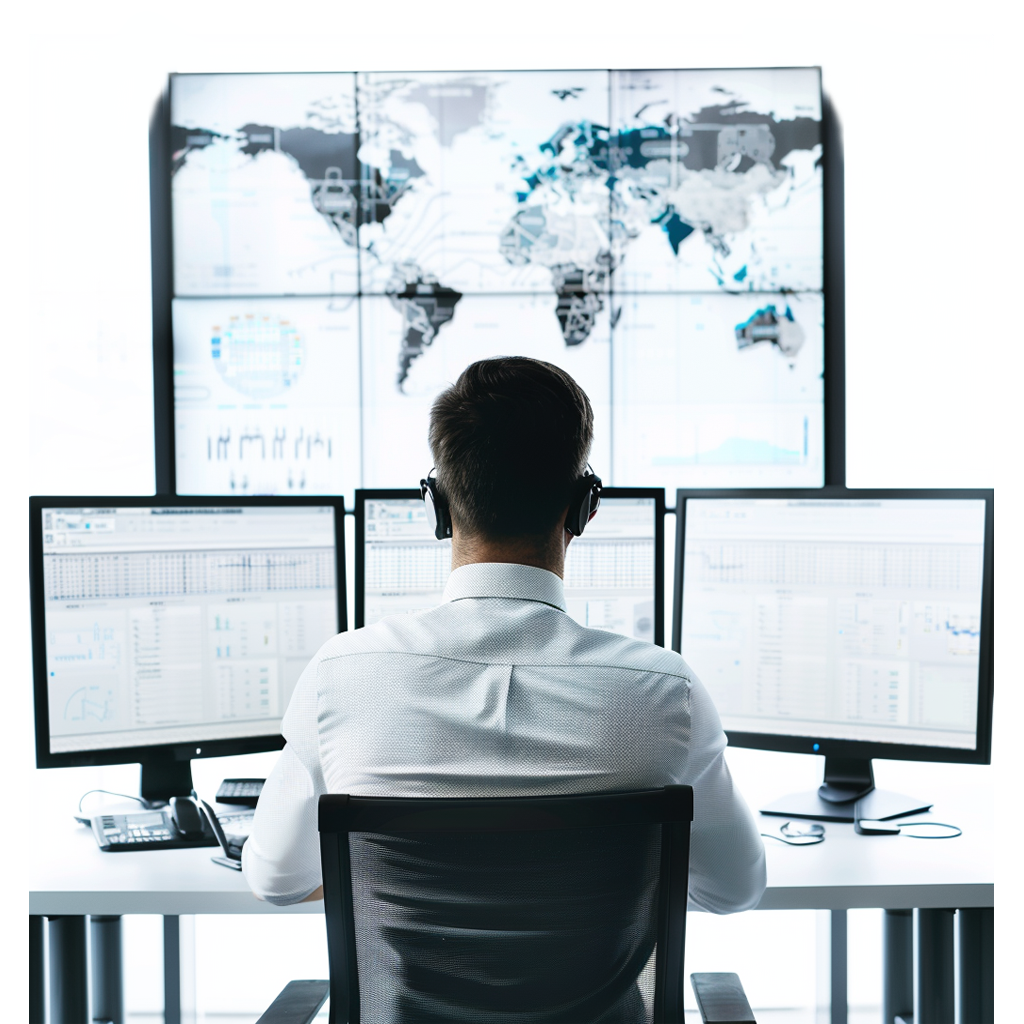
left=356, top=488, right=665, bottom=646
left=673, top=488, right=993, bottom=821
left=30, top=496, right=346, bottom=803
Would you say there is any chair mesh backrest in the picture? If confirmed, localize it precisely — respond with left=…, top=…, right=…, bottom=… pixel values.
left=346, top=823, right=662, bottom=1024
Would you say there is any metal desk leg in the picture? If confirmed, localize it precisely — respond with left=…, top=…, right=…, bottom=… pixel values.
left=164, top=916, right=181, bottom=1024
left=47, top=915, right=88, bottom=1024
left=959, top=907, right=994, bottom=1024
left=830, top=909, right=848, bottom=1024
left=883, top=909, right=913, bottom=1024
left=90, top=916, right=124, bottom=1024
left=30, top=916, right=45, bottom=1024
left=916, top=908, right=955, bottom=1024
left=164, top=915, right=196, bottom=1024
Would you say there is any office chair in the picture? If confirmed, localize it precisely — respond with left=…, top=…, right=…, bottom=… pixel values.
left=255, top=787, right=755, bottom=1023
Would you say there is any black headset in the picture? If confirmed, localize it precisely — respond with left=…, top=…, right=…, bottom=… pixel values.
left=419, top=467, right=602, bottom=541
left=419, top=471, right=452, bottom=540
left=565, top=467, right=603, bottom=537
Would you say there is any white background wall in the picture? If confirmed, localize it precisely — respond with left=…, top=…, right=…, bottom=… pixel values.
left=3, top=1, right=1020, bottom=1018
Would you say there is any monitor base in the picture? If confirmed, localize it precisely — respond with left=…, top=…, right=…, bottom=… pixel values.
left=761, top=788, right=933, bottom=823
left=140, top=755, right=195, bottom=808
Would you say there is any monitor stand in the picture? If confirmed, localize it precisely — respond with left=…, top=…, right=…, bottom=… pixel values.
left=139, top=754, right=195, bottom=808
left=760, top=757, right=932, bottom=823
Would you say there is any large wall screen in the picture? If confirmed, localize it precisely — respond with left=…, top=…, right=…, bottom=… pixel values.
left=168, top=69, right=824, bottom=495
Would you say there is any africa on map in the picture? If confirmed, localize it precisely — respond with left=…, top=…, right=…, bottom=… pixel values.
left=169, top=68, right=825, bottom=497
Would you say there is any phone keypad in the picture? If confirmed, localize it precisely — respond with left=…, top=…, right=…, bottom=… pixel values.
left=107, top=826, right=174, bottom=844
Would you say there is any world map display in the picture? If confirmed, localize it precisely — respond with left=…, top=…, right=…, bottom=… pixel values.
left=170, top=69, right=824, bottom=497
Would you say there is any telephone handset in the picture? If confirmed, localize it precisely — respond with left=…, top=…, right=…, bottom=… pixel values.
left=90, top=796, right=219, bottom=852
left=170, top=795, right=206, bottom=840
left=199, top=797, right=246, bottom=871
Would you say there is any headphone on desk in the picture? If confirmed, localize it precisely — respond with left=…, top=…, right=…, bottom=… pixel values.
left=419, top=467, right=603, bottom=541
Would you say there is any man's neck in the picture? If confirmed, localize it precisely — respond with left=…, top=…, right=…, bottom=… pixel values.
left=450, top=528, right=568, bottom=578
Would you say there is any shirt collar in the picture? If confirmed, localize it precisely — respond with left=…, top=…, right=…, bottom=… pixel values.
left=442, top=562, right=567, bottom=612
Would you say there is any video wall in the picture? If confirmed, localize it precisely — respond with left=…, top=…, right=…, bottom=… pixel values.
left=166, top=68, right=826, bottom=496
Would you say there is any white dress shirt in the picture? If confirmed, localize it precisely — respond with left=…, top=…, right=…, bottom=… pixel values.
left=242, top=562, right=766, bottom=913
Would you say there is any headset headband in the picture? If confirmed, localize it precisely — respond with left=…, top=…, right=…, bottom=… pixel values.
left=419, top=466, right=602, bottom=541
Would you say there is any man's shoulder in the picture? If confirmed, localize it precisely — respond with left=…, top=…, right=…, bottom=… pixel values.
left=309, top=616, right=427, bottom=663
left=571, top=626, right=695, bottom=681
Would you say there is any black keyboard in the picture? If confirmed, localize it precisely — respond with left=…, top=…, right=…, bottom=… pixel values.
left=216, top=778, right=265, bottom=806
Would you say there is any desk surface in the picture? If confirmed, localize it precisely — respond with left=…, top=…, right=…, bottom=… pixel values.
left=29, top=791, right=993, bottom=917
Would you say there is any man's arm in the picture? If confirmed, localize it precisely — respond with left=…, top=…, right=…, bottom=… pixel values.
left=682, top=674, right=767, bottom=914
left=241, top=742, right=324, bottom=905
left=252, top=885, right=322, bottom=903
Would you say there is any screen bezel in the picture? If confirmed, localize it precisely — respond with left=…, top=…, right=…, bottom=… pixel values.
left=30, top=493, right=347, bottom=771
left=355, top=486, right=667, bottom=646
left=152, top=67, right=840, bottom=495
left=672, top=486, right=994, bottom=766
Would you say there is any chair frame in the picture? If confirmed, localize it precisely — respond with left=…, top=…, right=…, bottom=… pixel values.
left=318, top=785, right=694, bottom=1024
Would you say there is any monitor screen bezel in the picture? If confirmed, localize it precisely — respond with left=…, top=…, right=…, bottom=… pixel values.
left=30, top=493, right=347, bottom=771
left=152, top=67, right=841, bottom=495
left=672, top=486, right=994, bottom=766
left=355, top=486, right=667, bottom=646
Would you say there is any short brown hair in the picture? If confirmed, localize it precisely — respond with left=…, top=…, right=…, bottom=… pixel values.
left=428, top=357, right=594, bottom=539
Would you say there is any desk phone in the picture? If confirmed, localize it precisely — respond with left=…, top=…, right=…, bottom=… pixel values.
left=91, top=809, right=216, bottom=851
left=89, top=798, right=254, bottom=853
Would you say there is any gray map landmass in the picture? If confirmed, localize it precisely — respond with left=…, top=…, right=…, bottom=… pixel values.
left=404, top=79, right=490, bottom=147
left=172, top=77, right=821, bottom=391
left=386, top=262, right=464, bottom=391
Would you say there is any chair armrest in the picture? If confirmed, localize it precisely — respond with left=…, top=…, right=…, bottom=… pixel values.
left=255, top=980, right=330, bottom=1024
left=690, top=973, right=756, bottom=1023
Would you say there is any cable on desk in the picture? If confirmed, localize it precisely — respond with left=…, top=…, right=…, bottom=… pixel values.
left=78, top=789, right=151, bottom=812
left=761, top=833, right=825, bottom=846
left=761, top=821, right=825, bottom=846
left=896, top=821, right=962, bottom=838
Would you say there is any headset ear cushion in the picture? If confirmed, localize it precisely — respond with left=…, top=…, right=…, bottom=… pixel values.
left=566, top=473, right=601, bottom=537
left=420, top=477, right=451, bottom=541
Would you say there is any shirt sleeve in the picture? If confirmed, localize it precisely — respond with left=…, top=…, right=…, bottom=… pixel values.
left=682, top=671, right=767, bottom=914
left=241, top=658, right=326, bottom=905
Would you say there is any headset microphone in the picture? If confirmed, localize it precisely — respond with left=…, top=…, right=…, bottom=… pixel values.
left=419, top=470, right=452, bottom=540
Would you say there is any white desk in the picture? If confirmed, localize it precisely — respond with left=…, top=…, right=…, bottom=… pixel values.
left=28, top=802, right=993, bottom=917
left=30, top=782, right=993, bottom=1024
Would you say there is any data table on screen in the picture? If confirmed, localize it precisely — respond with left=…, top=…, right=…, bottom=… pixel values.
left=40, top=506, right=340, bottom=754
left=679, top=498, right=986, bottom=750
left=359, top=494, right=660, bottom=643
